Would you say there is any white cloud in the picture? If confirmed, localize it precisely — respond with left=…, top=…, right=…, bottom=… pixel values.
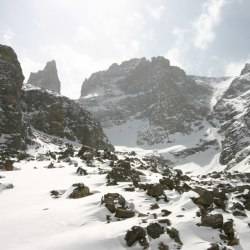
left=0, top=29, right=15, bottom=46
left=193, top=0, right=226, bottom=50
left=21, top=57, right=43, bottom=81
left=164, top=27, right=189, bottom=69
left=146, top=5, right=166, bottom=20
left=224, top=59, right=249, bottom=76
left=165, top=47, right=183, bottom=68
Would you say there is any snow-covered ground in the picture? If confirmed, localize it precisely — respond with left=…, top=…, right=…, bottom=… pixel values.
left=1, top=145, right=250, bottom=250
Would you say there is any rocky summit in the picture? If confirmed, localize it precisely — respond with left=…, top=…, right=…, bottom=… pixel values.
left=79, top=57, right=214, bottom=146
left=27, top=60, right=61, bottom=94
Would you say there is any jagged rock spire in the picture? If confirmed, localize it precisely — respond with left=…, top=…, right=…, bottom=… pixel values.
left=27, top=60, right=61, bottom=94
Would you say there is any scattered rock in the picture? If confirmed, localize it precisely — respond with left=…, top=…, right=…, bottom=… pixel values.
left=201, top=214, right=223, bottom=229
left=146, top=183, right=164, bottom=198
left=125, top=226, right=147, bottom=247
left=0, top=160, right=14, bottom=171
left=146, top=223, right=164, bottom=239
left=76, top=167, right=88, bottom=176
left=107, top=160, right=143, bottom=183
left=50, top=189, right=65, bottom=199
left=193, top=188, right=213, bottom=208
left=158, top=242, right=169, bottom=250
left=150, top=203, right=160, bottom=210
left=101, top=193, right=126, bottom=213
left=207, top=243, right=219, bottom=250
left=222, top=220, right=239, bottom=246
left=115, top=208, right=135, bottom=218
left=68, top=183, right=91, bottom=199
left=166, top=227, right=182, bottom=245
left=161, top=209, right=172, bottom=217
left=0, top=183, right=14, bottom=191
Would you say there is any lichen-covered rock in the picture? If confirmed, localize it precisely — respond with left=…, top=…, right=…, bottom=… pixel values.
left=27, top=60, right=61, bottom=94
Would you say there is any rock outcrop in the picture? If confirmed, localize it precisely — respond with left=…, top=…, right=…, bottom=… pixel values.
left=0, top=45, right=26, bottom=158
left=212, top=63, right=250, bottom=167
left=0, top=44, right=113, bottom=159
left=80, top=57, right=213, bottom=146
left=22, top=88, right=113, bottom=150
left=27, top=60, right=61, bottom=94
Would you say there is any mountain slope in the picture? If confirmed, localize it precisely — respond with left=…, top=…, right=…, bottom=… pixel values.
left=80, top=57, right=214, bottom=147
left=0, top=44, right=113, bottom=165
left=212, top=64, right=250, bottom=169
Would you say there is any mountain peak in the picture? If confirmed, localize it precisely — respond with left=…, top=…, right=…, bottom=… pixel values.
left=240, top=63, right=250, bottom=75
left=27, top=60, right=61, bottom=94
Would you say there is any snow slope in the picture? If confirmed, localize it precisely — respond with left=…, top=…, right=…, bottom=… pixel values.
left=1, top=141, right=250, bottom=250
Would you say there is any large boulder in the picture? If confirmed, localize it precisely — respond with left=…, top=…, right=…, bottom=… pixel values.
left=146, top=223, right=164, bottom=239
left=201, top=214, right=223, bottom=229
left=67, top=183, right=91, bottom=199
left=125, top=226, right=147, bottom=247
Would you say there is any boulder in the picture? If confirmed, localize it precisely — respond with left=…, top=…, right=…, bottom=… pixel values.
left=68, top=183, right=91, bottom=199
left=201, top=214, right=223, bottom=229
left=101, top=193, right=126, bottom=213
left=115, top=208, right=135, bottom=218
left=193, top=188, right=213, bottom=208
left=76, top=167, right=88, bottom=176
left=125, top=226, right=147, bottom=247
left=107, top=161, right=142, bottom=183
left=166, top=227, right=182, bottom=245
left=146, top=223, right=164, bottom=239
left=146, top=183, right=164, bottom=198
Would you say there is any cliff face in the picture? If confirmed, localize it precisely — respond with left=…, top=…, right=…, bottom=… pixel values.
left=22, top=88, right=113, bottom=150
left=80, top=57, right=213, bottom=146
left=27, top=60, right=61, bottom=94
left=0, top=44, right=113, bottom=160
left=0, top=45, right=26, bottom=156
left=212, top=64, right=250, bottom=167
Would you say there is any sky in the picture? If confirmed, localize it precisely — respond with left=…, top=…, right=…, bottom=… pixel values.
left=0, top=0, right=250, bottom=98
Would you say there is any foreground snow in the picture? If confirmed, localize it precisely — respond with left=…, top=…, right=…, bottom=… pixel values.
left=0, top=145, right=250, bottom=250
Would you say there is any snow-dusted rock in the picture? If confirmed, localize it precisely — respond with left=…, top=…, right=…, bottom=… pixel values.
left=0, top=44, right=26, bottom=159
left=80, top=57, right=213, bottom=146
left=212, top=64, right=250, bottom=167
left=27, top=60, right=61, bottom=94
